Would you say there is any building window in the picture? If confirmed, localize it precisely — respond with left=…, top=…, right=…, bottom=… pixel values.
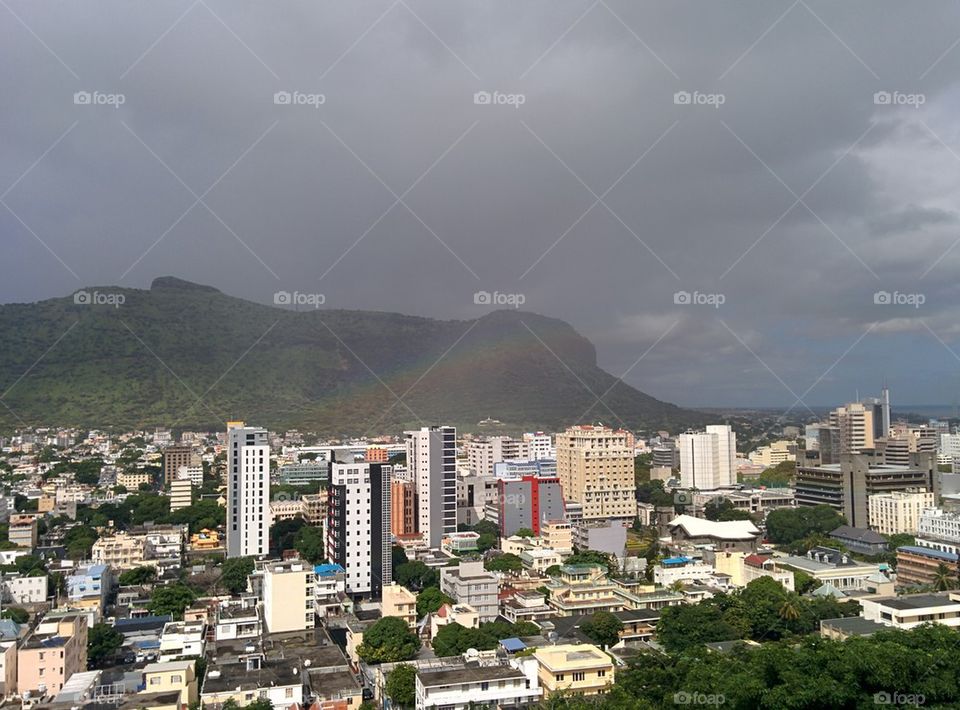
left=573, top=672, right=585, bottom=681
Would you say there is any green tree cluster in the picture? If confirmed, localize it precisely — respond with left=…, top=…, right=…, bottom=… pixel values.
left=357, top=617, right=421, bottom=663
left=764, top=505, right=845, bottom=545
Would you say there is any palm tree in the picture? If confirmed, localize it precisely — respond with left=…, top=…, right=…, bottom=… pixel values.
left=778, top=598, right=801, bottom=622
left=669, top=580, right=685, bottom=593
left=933, top=563, right=955, bottom=591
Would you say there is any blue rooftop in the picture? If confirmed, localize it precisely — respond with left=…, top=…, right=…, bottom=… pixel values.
left=500, top=637, right=526, bottom=652
left=899, top=546, right=959, bottom=562
left=662, top=556, right=691, bottom=566
left=315, top=563, right=345, bottom=577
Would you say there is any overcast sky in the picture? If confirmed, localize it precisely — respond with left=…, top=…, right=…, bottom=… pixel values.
left=4, top=1, right=960, bottom=410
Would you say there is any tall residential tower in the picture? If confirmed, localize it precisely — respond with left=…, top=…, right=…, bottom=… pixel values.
left=226, top=422, right=270, bottom=558
left=405, top=426, right=457, bottom=548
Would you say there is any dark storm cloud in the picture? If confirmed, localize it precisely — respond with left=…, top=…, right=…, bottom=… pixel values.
left=4, top=1, right=960, bottom=409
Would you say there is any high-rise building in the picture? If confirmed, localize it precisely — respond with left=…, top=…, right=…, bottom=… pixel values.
left=406, top=426, right=457, bottom=548
left=226, top=422, right=270, bottom=558
left=523, top=432, right=554, bottom=461
left=796, top=452, right=938, bottom=528
left=326, top=461, right=392, bottom=596
left=163, top=445, right=200, bottom=486
left=391, top=479, right=416, bottom=537
left=829, top=402, right=876, bottom=454
left=466, top=436, right=523, bottom=477
left=555, top=425, right=636, bottom=522
left=677, top=425, right=736, bottom=490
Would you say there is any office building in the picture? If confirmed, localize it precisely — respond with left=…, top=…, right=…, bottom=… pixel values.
left=466, top=436, right=522, bottom=477
left=326, top=461, right=391, bottom=596
left=555, top=426, right=636, bottom=522
left=487, top=462, right=565, bottom=537
left=868, top=490, right=935, bottom=535
left=406, top=426, right=457, bottom=548
left=163, top=445, right=200, bottom=487
left=677, top=425, right=736, bottom=490
left=796, top=453, right=937, bottom=528
left=749, top=440, right=796, bottom=467
left=226, top=422, right=270, bottom=558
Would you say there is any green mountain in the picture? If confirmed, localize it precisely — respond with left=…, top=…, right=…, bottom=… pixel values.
left=0, top=277, right=701, bottom=435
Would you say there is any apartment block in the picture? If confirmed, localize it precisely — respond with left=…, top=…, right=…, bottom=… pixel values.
left=555, top=426, right=636, bottom=522
left=406, top=426, right=457, bottom=547
left=381, top=583, right=417, bottom=629
left=169, top=478, right=193, bottom=512
left=533, top=644, right=614, bottom=697
left=869, top=490, right=934, bottom=535
left=440, top=560, right=499, bottom=622
left=326, top=461, right=392, bottom=596
left=17, top=614, right=88, bottom=697
left=261, top=559, right=315, bottom=632
left=8, top=515, right=37, bottom=549
left=227, top=422, right=270, bottom=558
left=416, top=657, right=542, bottom=710
left=390, top=479, right=416, bottom=537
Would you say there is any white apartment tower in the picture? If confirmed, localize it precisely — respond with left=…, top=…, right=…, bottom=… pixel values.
left=406, top=426, right=457, bottom=548
left=226, top=422, right=270, bottom=558
left=678, top=425, right=736, bottom=490
left=326, top=461, right=392, bottom=595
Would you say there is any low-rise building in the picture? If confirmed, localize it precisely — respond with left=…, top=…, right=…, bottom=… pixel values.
left=65, top=564, right=111, bottom=615
left=861, top=592, right=960, bottom=629
left=382, top=583, right=417, bottom=630
left=314, top=563, right=349, bottom=619
left=711, top=551, right=794, bottom=591
left=541, top=520, right=573, bottom=555
left=117, top=469, right=153, bottom=489
left=533, top=643, right=614, bottom=697
left=779, top=547, right=885, bottom=593
left=158, top=620, right=205, bottom=662
left=828, top=526, right=889, bottom=556
left=415, top=657, right=542, bottom=710
left=441, top=532, right=480, bottom=555
left=501, top=591, right=553, bottom=625
left=895, top=545, right=959, bottom=588
left=142, top=660, right=198, bottom=707
left=0, top=573, right=48, bottom=604
left=17, top=614, right=88, bottom=697
left=429, top=603, right=480, bottom=639
left=440, top=560, right=499, bottom=622
left=667, top=515, right=760, bottom=553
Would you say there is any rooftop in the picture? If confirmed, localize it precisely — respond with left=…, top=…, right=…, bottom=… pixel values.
left=417, top=664, right=525, bottom=688
left=667, top=515, right=760, bottom=540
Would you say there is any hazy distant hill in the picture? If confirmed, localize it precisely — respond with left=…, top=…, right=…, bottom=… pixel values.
left=0, top=277, right=702, bottom=435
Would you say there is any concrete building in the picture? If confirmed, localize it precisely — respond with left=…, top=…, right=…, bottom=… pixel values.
left=169, top=477, right=193, bottom=512
left=440, top=560, right=499, bottom=622
left=678, top=425, right=736, bottom=490
left=918, top=508, right=960, bottom=544
left=490, top=465, right=565, bottom=537
left=795, top=453, right=938, bottom=528
left=226, top=422, right=270, bottom=558
left=541, top=520, right=573, bottom=555
left=17, top=614, right=88, bottom=697
left=406, top=426, right=457, bottom=548
left=533, top=644, right=615, bottom=697
left=8, top=515, right=37, bottom=549
left=861, top=592, right=960, bottom=629
left=555, top=426, right=636, bottom=522
left=466, top=436, right=523, bottom=477
left=158, top=620, right=205, bottom=662
left=749, top=440, right=796, bottom=467
left=261, top=558, right=315, bottom=632
left=829, top=401, right=877, bottom=454
left=326, top=461, right=392, bottom=596
left=277, top=461, right=328, bottom=486
left=868, top=490, right=935, bottom=535
left=896, top=546, right=959, bottom=587
left=301, top=493, right=325, bottom=526
left=415, top=657, right=541, bottom=710
left=142, top=660, right=198, bottom=708
left=828, top=526, right=889, bottom=556
left=390, top=479, right=416, bottom=537
left=65, top=564, right=111, bottom=614
left=573, top=520, right=628, bottom=558
left=0, top=574, right=47, bottom=604
left=381, top=583, right=417, bottom=629
left=163, top=445, right=200, bottom=487
left=117, top=469, right=153, bottom=490
left=780, top=547, right=887, bottom=593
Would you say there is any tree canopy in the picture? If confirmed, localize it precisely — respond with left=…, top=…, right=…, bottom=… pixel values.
left=357, top=617, right=421, bottom=663
left=580, top=611, right=624, bottom=648
left=765, top=505, right=845, bottom=545
left=385, top=664, right=416, bottom=708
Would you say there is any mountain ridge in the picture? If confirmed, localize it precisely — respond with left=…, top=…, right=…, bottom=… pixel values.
left=0, top=278, right=702, bottom=435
